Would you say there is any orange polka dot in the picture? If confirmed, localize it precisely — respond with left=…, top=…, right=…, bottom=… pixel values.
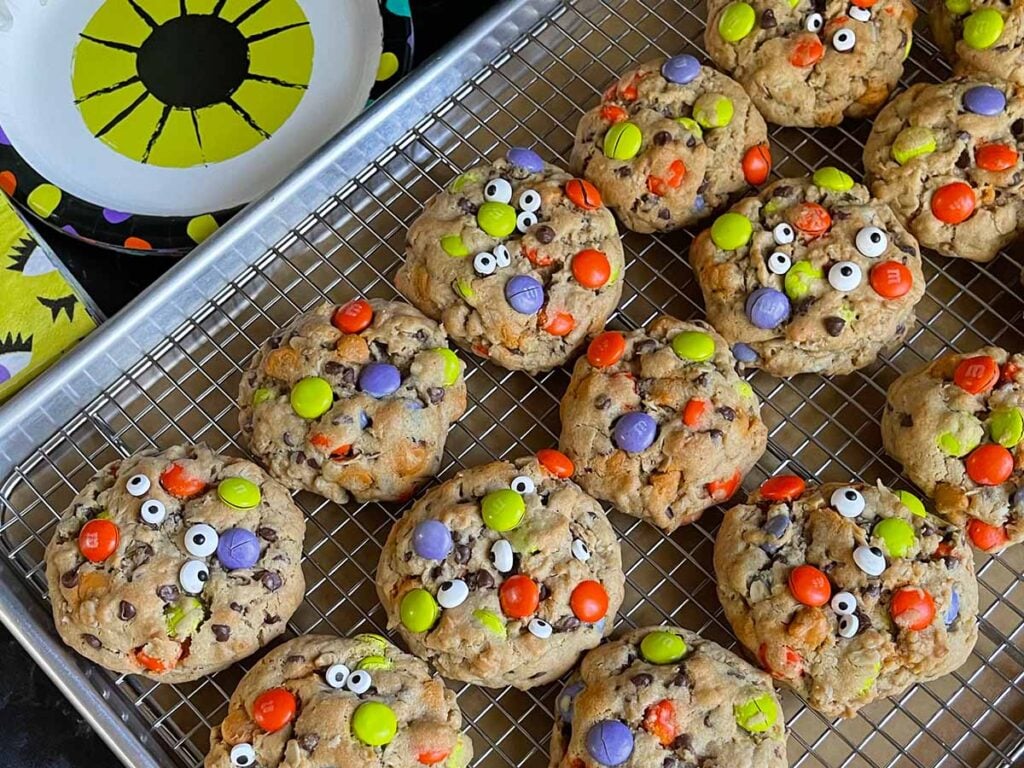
left=124, top=236, right=152, bottom=250
left=0, top=171, right=16, bottom=197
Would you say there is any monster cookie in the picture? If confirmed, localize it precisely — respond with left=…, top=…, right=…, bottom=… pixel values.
left=881, top=347, right=1024, bottom=553
left=44, top=445, right=305, bottom=682
left=569, top=55, right=771, bottom=233
left=375, top=453, right=624, bottom=689
left=548, top=627, right=787, bottom=768
left=864, top=76, right=1024, bottom=262
left=715, top=478, right=979, bottom=717
left=704, top=0, right=916, bottom=126
left=239, top=299, right=467, bottom=505
left=931, top=0, right=1024, bottom=86
left=689, top=170, right=925, bottom=376
left=558, top=316, right=767, bottom=532
left=397, top=147, right=625, bottom=373
left=205, top=634, right=472, bottom=768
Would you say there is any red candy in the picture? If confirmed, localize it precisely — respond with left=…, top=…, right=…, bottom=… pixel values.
left=788, top=564, right=831, bottom=607
left=540, top=309, right=575, bottom=336
left=869, top=261, right=913, bottom=299
left=643, top=700, right=677, bottom=746
left=418, top=749, right=451, bottom=765
left=134, top=648, right=170, bottom=673
left=742, top=144, right=772, bottom=185
left=499, top=575, right=540, bottom=619
left=975, top=144, right=1018, bottom=172
left=601, top=104, right=628, bottom=124
left=851, top=0, right=877, bottom=6
left=707, top=470, right=741, bottom=502
left=789, top=35, right=824, bottom=67
left=931, top=182, right=975, bottom=224
left=565, top=179, right=602, bottom=210
left=965, top=444, right=1014, bottom=486
left=253, top=688, right=297, bottom=732
left=791, top=202, right=831, bottom=238
left=160, top=464, right=207, bottom=499
left=967, top=518, right=1010, bottom=552
left=570, top=580, right=609, bottom=622
left=682, top=398, right=708, bottom=428
left=759, top=475, right=806, bottom=502
left=890, top=587, right=935, bottom=631
left=758, top=643, right=803, bottom=680
left=78, top=519, right=120, bottom=563
left=587, top=331, right=626, bottom=368
left=1001, top=362, right=1021, bottom=384
left=647, top=160, right=686, bottom=196
left=953, top=355, right=999, bottom=394
left=572, top=249, right=611, bottom=289
left=333, top=299, right=373, bottom=333
left=537, top=448, right=574, bottom=478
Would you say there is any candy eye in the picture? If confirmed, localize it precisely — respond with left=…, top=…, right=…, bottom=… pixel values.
left=140, top=499, right=167, bottom=525
left=490, top=539, right=514, bottom=573
left=831, top=591, right=857, bottom=615
left=437, top=579, right=470, bottom=608
left=853, top=545, right=886, bottom=576
left=510, top=476, right=535, bottom=494
left=516, top=210, right=538, bottom=233
left=493, top=244, right=512, bottom=268
left=519, top=189, right=542, bottom=212
left=831, top=487, right=865, bottom=518
left=484, top=178, right=513, bottom=204
left=772, top=223, right=795, bottom=245
left=828, top=261, right=862, bottom=292
left=849, top=5, right=871, bottom=20
left=855, top=226, right=888, bottom=258
left=346, top=670, right=372, bottom=694
left=767, top=251, right=792, bottom=275
left=325, top=663, right=350, bottom=689
left=230, top=743, right=256, bottom=767
left=126, top=474, right=151, bottom=497
left=805, top=12, right=824, bottom=32
left=179, top=560, right=210, bottom=594
left=571, top=538, right=592, bottom=562
left=528, top=618, right=553, bottom=638
left=832, top=28, right=856, bottom=52
left=473, top=252, right=498, bottom=276
left=185, top=524, right=219, bottom=557
left=838, top=613, right=860, bottom=638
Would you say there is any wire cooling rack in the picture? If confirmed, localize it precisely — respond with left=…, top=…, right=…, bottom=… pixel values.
left=1, top=0, right=1023, bottom=766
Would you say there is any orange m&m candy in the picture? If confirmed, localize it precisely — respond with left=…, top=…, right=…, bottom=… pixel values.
left=587, top=331, right=626, bottom=368
left=788, top=564, right=831, bottom=606
left=499, top=574, right=540, bottom=619
left=931, top=182, right=975, bottom=224
left=682, top=398, right=708, bottom=428
left=537, top=448, right=574, bottom=478
left=869, top=261, right=913, bottom=299
left=851, top=0, right=877, bottom=6
left=253, top=687, right=297, bottom=732
left=333, top=299, right=373, bottom=333
left=643, top=699, right=677, bottom=746
left=160, top=464, right=207, bottom=499
left=601, top=104, right=628, bottom=123
left=540, top=309, right=575, bottom=336
left=759, top=475, right=806, bottom=502
left=757, top=643, right=802, bottom=680
left=975, top=144, right=1018, bottom=172
left=417, top=749, right=451, bottom=765
left=953, top=355, right=999, bottom=394
left=134, top=648, right=171, bottom=673
left=707, top=470, right=741, bottom=502
left=791, top=202, right=831, bottom=238
left=890, top=587, right=935, bottom=631
left=570, top=580, right=609, bottom=622
left=565, top=179, right=603, bottom=210
left=967, top=518, right=1010, bottom=551
left=789, top=35, right=824, bottom=67
left=742, top=144, right=772, bottom=185
left=572, top=249, right=611, bottom=289
left=965, top=444, right=1014, bottom=486
left=78, top=519, right=120, bottom=563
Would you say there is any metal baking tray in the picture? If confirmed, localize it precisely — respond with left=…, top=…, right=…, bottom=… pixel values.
left=0, top=0, right=1022, bottom=766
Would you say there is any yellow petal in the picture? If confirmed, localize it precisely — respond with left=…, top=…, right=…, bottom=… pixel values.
left=247, top=23, right=313, bottom=86
left=236, top=0, right=309, bottom=37
left=99, top=94, right=164, bottom=163
left=145, top=108, right=205, bottom=168
left=133, top=0, right=181, bottom=25
left=230, top=78, right=305, bottom=137
left=195, top=103, right=263, bottom=163
left=81, top=0, right=153, bottom=47
left=72, top=38, right=139, bottom=101
left=76, top=81, right=148, bottom=138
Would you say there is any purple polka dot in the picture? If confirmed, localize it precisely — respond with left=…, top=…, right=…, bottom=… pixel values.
left=61, top=225, right=79, bottom=236
left=102, top=209, right=132, bottom=224
left=0, top=125, right=9, bottom=146
left=0, top=365, right=10, bottom=383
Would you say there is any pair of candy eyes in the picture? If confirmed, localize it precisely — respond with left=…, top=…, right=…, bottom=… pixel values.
left=829, top=487, right=891, bottom=576
left=324, top=664, right=373, bottom=693
left=474, top=244, right=512, bottom=276
left=803, top=13, right=858, bottom=51
left=767, top=226, right=888, bottom=289
left=127, top=474, right=170, bottom=525
left=484, top=179, right=542, bottom=211
left=487, top=534, right=591, bottom=573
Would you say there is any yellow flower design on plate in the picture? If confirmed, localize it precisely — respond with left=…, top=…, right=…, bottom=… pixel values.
left=72, top=0, right=314, bottom=167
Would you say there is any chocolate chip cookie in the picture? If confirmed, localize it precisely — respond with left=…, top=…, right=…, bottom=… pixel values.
left=689, top=170, right=925, bottom=377
left=864, top=76, right=1024, bottom=262
left=548, top=626, right=788, bottom=768
left=715, top=477, right=979, bottom=717
left=45, top=444, right=305, bottom=683
left=397, top=147, right=625, bottom=373
left=882, top=346, right=1024, bottom=553
left=569, top=55, right=771, bottom=233
left=205, top=634, right=472, bottom=768
left=239, top=299, right=467, bottom=505
left=705, top=0, right=916, bottom=126
left=375, top=453, right=624, bottom=689
left=558, top=316, right=767, bottom=532
left=931, top=0, right=1024, bottom=87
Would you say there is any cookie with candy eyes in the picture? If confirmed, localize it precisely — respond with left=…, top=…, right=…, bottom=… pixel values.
left=558, top=316, right=767, bottom=532
left=397, top=148, right=625, bottom=373
left=44, top=445, right=305, bottom=683
left=864, top=76, right=1024, bottom=262
left=689, top=171, right=925, bottom=377
left=881, top=346, right=1024, bottom=553
left=549, top=627, right=787, bottom=768
left=714, top=478, right=978, bottom=717
left=569, top=55, right=771, bottom=233
left=375, top=453, right=624, bottom=689
left=239, top=299, right=467, bottom=505
left=204, top=634, right=473, bottom=768
left=704, top=0, right=916, bottom=126
left=931, top=0, right=1024, bottom=87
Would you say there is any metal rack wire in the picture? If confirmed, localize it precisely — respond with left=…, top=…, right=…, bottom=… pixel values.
left=1, top=0, right=1022, bottom=765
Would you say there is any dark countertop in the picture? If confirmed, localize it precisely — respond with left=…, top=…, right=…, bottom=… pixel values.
left=0, top=2, right=493, bottom=765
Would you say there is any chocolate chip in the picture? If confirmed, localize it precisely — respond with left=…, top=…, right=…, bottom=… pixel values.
left=630, top=673, right=653, bottom=687
left=707, top=429, right=724, bottom=441
left=230, top=602, right=245, bottom=614
left=430, top=565, right=443, bottom=580
left=324, top=361, right=344, bottom=375
left=956, top=150, right=971, bottom=169
left=772, top=185, right=791, bottom=198
left=212, top=624, right=231, bottom=642
left=261, top=571, right=283, bottom=592
left=535, top=225, right=555, bottom=244
left=671, top=669, right=692, bottom=688
left=539, top=583, right=551, bottom=601
left=943, top=556, right=959, bottom=570
left=658, top=208, right=672, bottom=220
left=156, top=585, right=179, bottom=603
left=634, top=339, right=658, bottom=355
left=554, top=616, right=581, bottom=632
left=82, top=634, right=102, bottom=649
left=670, top=733, right=694, bottom=752
left=765, top=514, right=791, bottom=539
left=900, top=413, right=914, bottom=428
left=466, top=571, right=494, bottom=590
left=458, top=197, right=477, bottom=215
left=427, top=387, right=445, bottom=404
left=454, top=544, right=471, bottom=564
left=298, top=734, right=320, bottom=753
left=264, top=614, right=281, bottom=625
left=414, top=329, right=429, bottom=343
left=294, top=451, right=306, bottom=465
left=761, top=8, right=776, bottom=26
left=824, top=316, right=846, bottom=337
left=1013, top=119, right=1024, bottom=138
left=716, top=406, right=735, bottom=421
left=615, top=166, right=632, bottom=178
left=118, top=601, right=137, bottom=621
left=654, top=131, right=672, bottom=146
left=60, top=570, right=79, bottom=589
left=595, top=395, right=611, bottom=410
left=257, top=527, right=278, bottom=542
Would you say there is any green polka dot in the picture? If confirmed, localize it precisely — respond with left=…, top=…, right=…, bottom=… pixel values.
left=377, top=51, right=400, bottom=81
left=186, top=214, right=218, bottom=244
left=812, top=167, right=854, bottom=192
left=897, top=490, right=927, bottom=518
left=27, top=184, right=62, bottom=218
left=784, top=261, right=824, bottom=300
left=734, top=693, right=778, bottom=733
left=473, top=609, right=507, bottom=637
left=963, top=8, right=1004, bottom=49
left=718, top=2, right=756, bottom=42
left=710, top=212, right=752, bottom=250
left=440, top=235, right=469, bottom=257
left=671, top=331, right=715, bottom=362
left=891, top=126, right=937, bottom=165
left=873, top=517, right=916, bottom=558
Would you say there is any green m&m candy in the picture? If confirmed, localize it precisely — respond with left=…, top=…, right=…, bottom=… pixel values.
left=433, top=347, right=463, bottom=386
left=873, top=517, right=916, bottom=558
left=711, top=212, right=752, bottom=250
left=891, top=126, right=937, bottom=165
left=441, top=235, right=469, bottom=257
left=352, top=701, right=398, bottom=746
left=963, top=8, right=1004, bottom=49
left=897, top=490, right=927, bottom=518
left=449, top=171, right=478, bottom=193
left=400, top=588, right=440, bottom=633
left=671, top=331, right=715, bottom=362
left=675, top=116, right=703, bottom=139
left=693, top=94, right=734, bottom=129
left=477, top=201, right=517, bottom=238
left=481, top=489, right=526, bottom=532
left=813, top=166, right=854, bottom=192
left=640, top=631, right=687, bottom=664
left=456, top=277, right=476, bottom=300
left=252, top=387, right=273, bottom=406
left=784, top=260, right=824, bottom=300
left=936, top=413, right=983, bottom=457
left=354, top=632, right=389, bottom=648
left=604, top=121, right=643, bottom=161
left=734, top=693, right=779, bottom=733
left=357, top=655, right=393, bottom=671
left=290, top=376, right=333, bottom=419
left=718, top=1, right=756, bottom=42
left=945, top=0, right=970, bottom=13
left=473, top=608, right=507, bottom=637
left=218, top=477, right=261, bottom=509
left=736, top=381, right=754, bottom=399
left=987, top=407, right=1024, bottom=447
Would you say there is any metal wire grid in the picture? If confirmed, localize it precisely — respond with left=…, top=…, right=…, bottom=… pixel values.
left=1, top=0, right=1023, bottom=765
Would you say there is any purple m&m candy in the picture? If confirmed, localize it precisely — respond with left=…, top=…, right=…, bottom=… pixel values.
left=506, top=147, right=545, bottom=174
left=216, top=528, right=261, bottom=570
left=732, top=342, right=759, bottom=363
left=1011, top=486, right=1024, bottom=507
left=505, top=275, right=545, bottom=314
left=558, top=681, right=585, bottom=723
left=359, top=362, right=401, bottom=398
left=945, top=589, right=960, bottom=625
left=745, top=287, right=791, bottom=330
left=963, top=85, right=1005, bottom=116
left=613, top=412, right=657, bottom=453
left=586, top=720, right=634, bottom=766
left=412, top=519, right=452, bottom=560
left=662, top=54, right=701, bottom=85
